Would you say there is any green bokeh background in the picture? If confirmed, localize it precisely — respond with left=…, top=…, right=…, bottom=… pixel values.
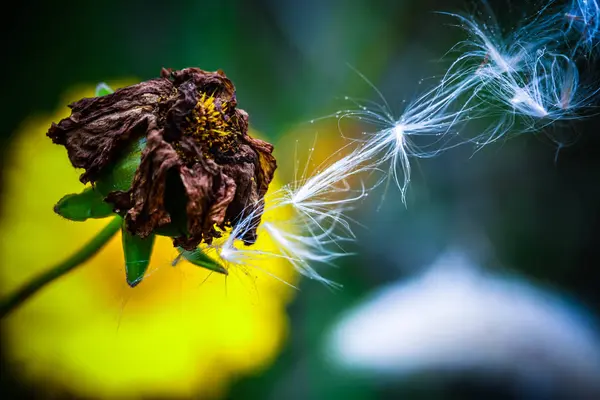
left=3, top=0, right=600, bottom=398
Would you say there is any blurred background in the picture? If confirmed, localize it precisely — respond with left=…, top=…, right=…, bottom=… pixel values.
left=2, top=0, right=600, bottom=399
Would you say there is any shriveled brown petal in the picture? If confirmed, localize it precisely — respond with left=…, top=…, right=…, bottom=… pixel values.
left=168, top=68, right=237, bottom=106
left=163, top=79, right=198, bottom=141
left=106, top=128, right=180, bottom=236
left=48, top=79, right=173, bottom=183
left=179, top=162, right=236, bottom=247
left=243, top=135, right=278, bottom=197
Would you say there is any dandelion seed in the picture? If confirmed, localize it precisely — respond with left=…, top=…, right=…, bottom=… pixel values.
left=441, top=5, right=559, bottom=79
left=464, top=49, right=596, bottom=147
left=261, top=221, right=345, bottom=287
left=510, top=86, right=549, bottom=118
left=488, top=50, right=591, bottom=121
left=336, top=68, right=477, bottom=202
left=186, top=0, right=600, bottom=288
left=201, top=194, right=349, bottom=286
left=566, top=0, right=600, bottom=51
left=441, top=3, right=597, bottom=147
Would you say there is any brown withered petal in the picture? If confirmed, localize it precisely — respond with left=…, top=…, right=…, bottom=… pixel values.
left=48, top=68, right=277, bottom=249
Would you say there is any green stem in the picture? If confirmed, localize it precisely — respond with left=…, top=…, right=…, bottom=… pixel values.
left=0, top=217, right=122, bottom=318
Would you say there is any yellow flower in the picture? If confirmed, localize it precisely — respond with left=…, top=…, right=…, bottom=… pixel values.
left=0, top=83, right=297, bottom=399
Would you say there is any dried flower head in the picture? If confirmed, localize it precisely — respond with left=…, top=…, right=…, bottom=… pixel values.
left=48, top=68, right=277, bottom=252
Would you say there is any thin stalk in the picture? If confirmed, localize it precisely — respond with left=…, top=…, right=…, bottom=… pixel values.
left=0, top=217, right=122, bottom=318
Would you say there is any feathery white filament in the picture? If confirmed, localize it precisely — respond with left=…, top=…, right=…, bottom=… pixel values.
left=566, top=0, right=600, bottom=51
left=335, top=62, right=481, bottom=201
left=188, top=0, right=600, bottom=288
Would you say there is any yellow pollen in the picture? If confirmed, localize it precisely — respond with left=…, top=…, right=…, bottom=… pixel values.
left=184, top=92, right=239, bottom=155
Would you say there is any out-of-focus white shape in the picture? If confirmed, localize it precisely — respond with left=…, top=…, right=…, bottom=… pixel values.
left=327, top=251, right=600, bottom=396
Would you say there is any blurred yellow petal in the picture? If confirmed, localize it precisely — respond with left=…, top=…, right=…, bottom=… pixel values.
left=0, top=82, right=297, bottom=399
left=274, top=118, right=361, bottom=182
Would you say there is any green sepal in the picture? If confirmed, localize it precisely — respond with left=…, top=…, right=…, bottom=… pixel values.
left=54, top=187, right=114, bottom=221
left=122, top=224, right=155, bottom=287
left=93, top=83, right=142, bottom=198
left=94, top=137, right=146, bottom=197
left=176, top=247, right=228, bottom=275
left=95, top=83, right=114, bottom=97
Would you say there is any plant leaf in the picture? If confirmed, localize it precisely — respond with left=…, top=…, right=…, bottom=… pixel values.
left=122, top=226, right=155, bottom=287
left=54, top=187, right=114, bottom=221
left=176, top=247, right=228, bottom=275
